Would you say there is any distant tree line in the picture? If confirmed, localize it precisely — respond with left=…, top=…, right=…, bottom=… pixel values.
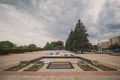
left=44, top=41, right=64, bottom=50
left=0, top=41, right=42, bottom=54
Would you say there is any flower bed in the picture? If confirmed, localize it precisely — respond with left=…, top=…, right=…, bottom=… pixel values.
left=4, top=61, right=30, bottom=71
left=78, top=64, right=97, bottom=71
left=47, top=62, right=74, bottom=69
left=24, top=64, right=44, bottom=71
left=93, top=64, right=117, bottom=71
left=4, top=64, right=28, bottom=71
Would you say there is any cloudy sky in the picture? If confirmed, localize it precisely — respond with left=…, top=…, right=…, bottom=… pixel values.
left=0, top=0, right=120, bottom=47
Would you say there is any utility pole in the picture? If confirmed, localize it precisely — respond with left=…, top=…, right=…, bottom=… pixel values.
left=98, top=40, right=103, bottom=53
left=98, top=40, right=101, bottom=53
left=100, top=42, right=102, bottom=53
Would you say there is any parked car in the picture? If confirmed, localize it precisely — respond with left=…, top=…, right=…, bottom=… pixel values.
left=113, top=49, right=120, bottom=53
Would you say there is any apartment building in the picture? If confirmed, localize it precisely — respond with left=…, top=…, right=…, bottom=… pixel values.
left=101, top=41, right=110, bottom=49
left=110, top=36, right=120, bottom=45
left=101, top=36, right=120, bottom=49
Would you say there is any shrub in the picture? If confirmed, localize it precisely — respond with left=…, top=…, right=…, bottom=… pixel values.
left=4, top=61, right=30, bottom=71
left=93, top=64, right=117, bottom=71
left=0, top=48, right=42, bottom=54
left=78, top=64, right=97, bottom=71
left=24, top=64, right=44, bottom=71
left=4, top=64, right=28, bottom=71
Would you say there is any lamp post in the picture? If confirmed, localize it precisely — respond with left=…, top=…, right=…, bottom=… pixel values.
left=98, top=40, right=100, bottom=53
left=98, top=40, right=102, bottom=53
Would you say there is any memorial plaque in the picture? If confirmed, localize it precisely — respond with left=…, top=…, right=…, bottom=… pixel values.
left=47, top=62, right=74, bottom=69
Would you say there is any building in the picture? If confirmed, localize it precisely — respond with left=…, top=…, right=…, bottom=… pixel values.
left=101, top=36, right=120, bottom=49
left=101, top=41, right=110, bottom=49
left=110, top=36, right=120, bottom=45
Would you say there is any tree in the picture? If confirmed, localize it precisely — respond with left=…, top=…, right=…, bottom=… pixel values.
left=56, top=41, right=63, bottom=46
left=65, top=19, right=89, bottom=53
left=0, top=41, right=14, bottom=49
left=91, top=45, right=98, bottom=51
left=27, top=44, right=37, bottom=49
left=66, top=30, right=74, bottom=50
left=17, top=46, right=25, bottom=49
left=44, top=42, right=50, bottom=50
left=44, top=41, right=64, bottom=50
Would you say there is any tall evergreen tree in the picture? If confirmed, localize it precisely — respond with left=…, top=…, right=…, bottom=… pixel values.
left=66, top=19, right=89, bottom=53
left=65, top=30, right=74, bottom=50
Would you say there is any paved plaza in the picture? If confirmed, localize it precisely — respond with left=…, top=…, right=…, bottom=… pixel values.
left=0, top=75, right=120, bottom=80
left=0, top=50, right=120, bottom=80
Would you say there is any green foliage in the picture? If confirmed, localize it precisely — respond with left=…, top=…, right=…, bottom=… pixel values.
left=66, top=19, right=90, bottom=53
left=44, top=42, right=51, bottom=50
left=28, top=44, right=37, bottom=49
left=91, top=45, right=98, bottom=51
left=4, top=64, right=29, bottom=71
left=0, top=48, right=41, bottom=54
left=0, top=41, right=42, bottom=54
left=93, top=64, right=117, bottom=71
left=66, top=30, right=74, bottom=51
left=78, top=64, right=97, bottom=71
left=24, top=64, right=44, bottom=71
left=44, top=41, right=64, bottom=50
left=0, top=41, right=15, bottom=49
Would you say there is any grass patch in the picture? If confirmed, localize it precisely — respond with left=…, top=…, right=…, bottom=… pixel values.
left=78, top=64, right=97, bottom=71
left=4, top=65, right=28, bottom=71
left=24, top=64, right=44, bottom=71
left=93, top=64, right=117, bottom=71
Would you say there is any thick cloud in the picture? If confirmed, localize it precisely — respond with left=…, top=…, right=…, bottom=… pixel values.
left=98, top=0, right=120, bottom=40
left=0, top=0, right=119, bottom=47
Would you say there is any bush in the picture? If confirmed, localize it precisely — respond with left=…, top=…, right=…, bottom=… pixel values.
left=78, top=64, right=97, bottom=71
left=93, top=64, right=117, bottom=71
left=24, top=64, right=44, bottom=71
left=4, top=64, right=28, bottom=71
left=0, top=48, right=42, bottom=54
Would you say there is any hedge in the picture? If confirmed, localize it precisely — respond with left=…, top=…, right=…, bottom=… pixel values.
left=0, top=48, right=42, bottom=54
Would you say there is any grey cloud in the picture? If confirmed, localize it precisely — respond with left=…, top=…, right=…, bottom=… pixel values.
left=0, top=0, right=119, bottom=47
left=98, top=0, right=120, bottom=39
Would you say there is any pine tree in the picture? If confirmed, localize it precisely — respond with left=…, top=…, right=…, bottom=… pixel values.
left=66, top=19, right=89, bottom=53
left=65, top=30, right=74, bottom=50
